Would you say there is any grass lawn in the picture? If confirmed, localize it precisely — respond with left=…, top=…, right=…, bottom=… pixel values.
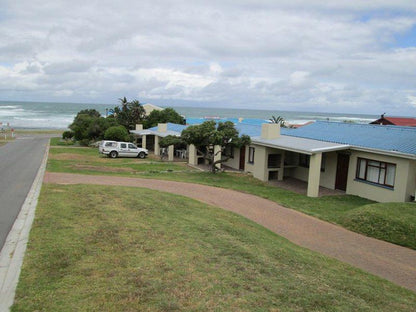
left=340, top=202, right=416, bottom=249
left=13, top=184, right=416, bottom=311
left=46, top=145, right=416, bottom=250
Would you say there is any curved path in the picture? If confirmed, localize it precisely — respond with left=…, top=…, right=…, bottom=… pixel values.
left=44, top=172, right=416, bottom=292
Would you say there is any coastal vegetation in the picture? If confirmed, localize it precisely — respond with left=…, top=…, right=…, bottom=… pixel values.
left=180, top=120, right=251, bottom=172
left=47, top=144, right=416, bottom=249
left=66, top=98, right=184, bottom=145
left=13, top=184, right=416, bottom=311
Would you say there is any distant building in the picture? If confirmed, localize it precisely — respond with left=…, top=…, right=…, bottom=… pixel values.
left=143, top=103, right=163, bottom=116
left=370, top=114, right=416, bottom=127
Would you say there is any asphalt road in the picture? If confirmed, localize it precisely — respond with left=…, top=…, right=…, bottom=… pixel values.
left=0, top=134, right=50, bottom=249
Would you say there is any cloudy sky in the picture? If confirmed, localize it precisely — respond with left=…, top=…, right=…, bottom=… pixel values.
left=1, top=0, right=416, bottom=115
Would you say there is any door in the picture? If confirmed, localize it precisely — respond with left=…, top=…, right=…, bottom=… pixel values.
left=335, top=153, right=350, bottom=191
left=119, top=143, right=129, bottom=157
left=239, top=146, right=246, bottom=170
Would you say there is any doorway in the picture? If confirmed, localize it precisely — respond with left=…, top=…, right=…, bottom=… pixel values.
left=239, top=146, right=246, bottom=170
left=335, top=153, right=350, bottom=191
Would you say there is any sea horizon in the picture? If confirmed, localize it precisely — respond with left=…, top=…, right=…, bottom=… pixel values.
left=0, top=99, right=385, bottom=130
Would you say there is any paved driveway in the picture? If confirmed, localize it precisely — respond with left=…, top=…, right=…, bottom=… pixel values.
left=0, top=134, right=50, bottom=249
left=44, top=172, right=416, bottom=292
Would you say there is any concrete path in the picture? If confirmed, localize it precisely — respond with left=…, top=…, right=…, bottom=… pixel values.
left=44, top=172, right=416, bottom=292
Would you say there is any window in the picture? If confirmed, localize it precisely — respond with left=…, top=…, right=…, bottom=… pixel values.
left=299, top=154, right=310, bottom=168
left=120, top=143, right=127, bottom=148
left=224, top=145, right=234, bottom=158
left=268, top=154, right=281, bottom=168
left=248, top=147, right=255, bottom=164
left=299, top=154, right=326, bottom=171
left=128, top=143, right=136, bottom=149
left=356, top=158, right=396, bottom=187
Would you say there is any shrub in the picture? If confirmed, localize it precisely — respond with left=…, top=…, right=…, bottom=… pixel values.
left=62, top=130, right=74, bottom=140
left=104, top=125, right=129, bottom=141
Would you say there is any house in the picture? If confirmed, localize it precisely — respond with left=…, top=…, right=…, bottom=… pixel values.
left=143, top=103, right=164, bottom=116
left=370, top=114, right=416, bottom=127
left=223, top=122, right=416, bottom=202
left=130, top=123, right=187, bottom=161
left=132, top=121, right=416, bottom=203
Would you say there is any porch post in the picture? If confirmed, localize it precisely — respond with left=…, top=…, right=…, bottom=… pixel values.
left=214, top=145, right=222, bottom=170
left=142, top=135, right=147, bottom=149
left=307, top=153, right=322, bottom=197
left=168, top=144, right=174, bottom=161
left=278, top=151, right=285, bottom=181
left=154, top=136, right=160, bottom=156
left=188, top=144, right=197, bottom=165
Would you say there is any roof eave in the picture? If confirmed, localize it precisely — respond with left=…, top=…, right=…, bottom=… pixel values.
left=351, top=146, right=416, bottom=160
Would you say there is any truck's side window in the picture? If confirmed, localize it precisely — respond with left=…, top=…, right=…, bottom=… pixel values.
left=121, top=143, right=127, bottom=148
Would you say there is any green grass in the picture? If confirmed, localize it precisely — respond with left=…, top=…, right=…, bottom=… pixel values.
left=50, top=137, right=75, bottom=146
left=340, top=202, right=416, bottom=249
left=46, top=146, right=416, bottom=250
left=13, top=184, right=416, bottom=311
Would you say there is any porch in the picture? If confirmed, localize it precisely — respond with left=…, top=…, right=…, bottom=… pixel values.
left=268, top=177, right=346, bottom=197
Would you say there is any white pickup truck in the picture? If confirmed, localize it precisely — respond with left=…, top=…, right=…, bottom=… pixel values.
left=99, top=141, right=148, bottom=159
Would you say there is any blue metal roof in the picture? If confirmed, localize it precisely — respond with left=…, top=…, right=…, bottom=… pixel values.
left=286, top=121, right=416, bottom=156
left=148, top=123, right=188, bottom=133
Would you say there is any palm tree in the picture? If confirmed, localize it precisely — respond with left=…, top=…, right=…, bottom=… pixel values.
left=269, top=115, right=287, bottom=127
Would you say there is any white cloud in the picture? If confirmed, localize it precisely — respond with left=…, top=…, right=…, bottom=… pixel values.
left=0, top=0, right=416, bottom=114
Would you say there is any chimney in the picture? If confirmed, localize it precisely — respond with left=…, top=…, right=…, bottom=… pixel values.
left=135, top=124, right=143, bottom=131
left=261, top=123, right=280, bottom=139
left=158, top=123, right=167, bottom=132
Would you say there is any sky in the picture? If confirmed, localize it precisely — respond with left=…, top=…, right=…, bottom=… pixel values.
left=1, top=0, right=416, bottom=115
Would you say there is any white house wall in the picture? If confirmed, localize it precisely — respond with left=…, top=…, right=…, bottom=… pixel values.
left=222, top=147, right=241, bottom=169
left=406, top=160, right=416, bottom=201
left=347, top=151, right=413, bottom=202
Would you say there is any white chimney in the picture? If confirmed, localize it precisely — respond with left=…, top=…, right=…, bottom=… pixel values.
left=261, top=123, right=280, bottom=139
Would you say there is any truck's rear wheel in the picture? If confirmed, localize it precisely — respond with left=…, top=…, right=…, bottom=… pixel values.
left=109, top=151, right=118, bottom=158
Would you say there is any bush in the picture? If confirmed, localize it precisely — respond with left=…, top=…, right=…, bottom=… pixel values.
left=62, top=130, right=74, bottom=140
left=104, top=125, right=129, bottom=141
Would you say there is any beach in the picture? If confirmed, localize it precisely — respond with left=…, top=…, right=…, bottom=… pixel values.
left=0, top=100, right=379, bottom=130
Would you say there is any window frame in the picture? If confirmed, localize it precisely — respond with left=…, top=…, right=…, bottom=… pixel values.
left=355, top=157, right=396, bottom=188
left=248, top=147, right=255, bottom=164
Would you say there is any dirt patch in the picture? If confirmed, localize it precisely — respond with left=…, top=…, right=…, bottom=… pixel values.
left=71, top=164, right=136, bottom=173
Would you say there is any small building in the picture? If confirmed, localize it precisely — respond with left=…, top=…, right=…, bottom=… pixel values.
left=132, top=121, right=416, bottom=203
left=224, top=121, right=416, bottom=203
left=143, top=103, right=164, bottom=116
left=370, top=115, right=416, bottom=127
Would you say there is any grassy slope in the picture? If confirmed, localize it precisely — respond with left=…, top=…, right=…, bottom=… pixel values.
left=13, top=184, right=416, bottom=311
left=341, top=203, right=416, bottom=249
left=47, top=145, right=416, bottom=250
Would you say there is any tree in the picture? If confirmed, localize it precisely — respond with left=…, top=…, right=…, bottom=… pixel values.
left=62, top=130, right=74, bottom=140
left=269, top=115, right=287, bottom=127
left=111, top=98, right=146, bottom=130
left=104, top=125, right=129, bottom=141
left=69, top=109, right=117, bottom=145
left=181, top=121, right=251, bottom=173
left=144, top=107, right=185, bottom=129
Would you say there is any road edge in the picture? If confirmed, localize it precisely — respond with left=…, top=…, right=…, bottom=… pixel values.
left=0, top=139, right=50, bottom=310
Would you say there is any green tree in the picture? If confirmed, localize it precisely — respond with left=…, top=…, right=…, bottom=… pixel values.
left=144, top=107, right=185, bottom=128
left=104, top=125, right=129, bottom=141
left=112, top=97, right=146, bottom=130
left=181, top=121, right=250, bottom=173
left=269, top=115, right=287, bottom=127
left=69, top=109, right=117, bottom=145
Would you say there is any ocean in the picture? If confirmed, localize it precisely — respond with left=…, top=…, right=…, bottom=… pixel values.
left=0, top=100, right=378, bottom=129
